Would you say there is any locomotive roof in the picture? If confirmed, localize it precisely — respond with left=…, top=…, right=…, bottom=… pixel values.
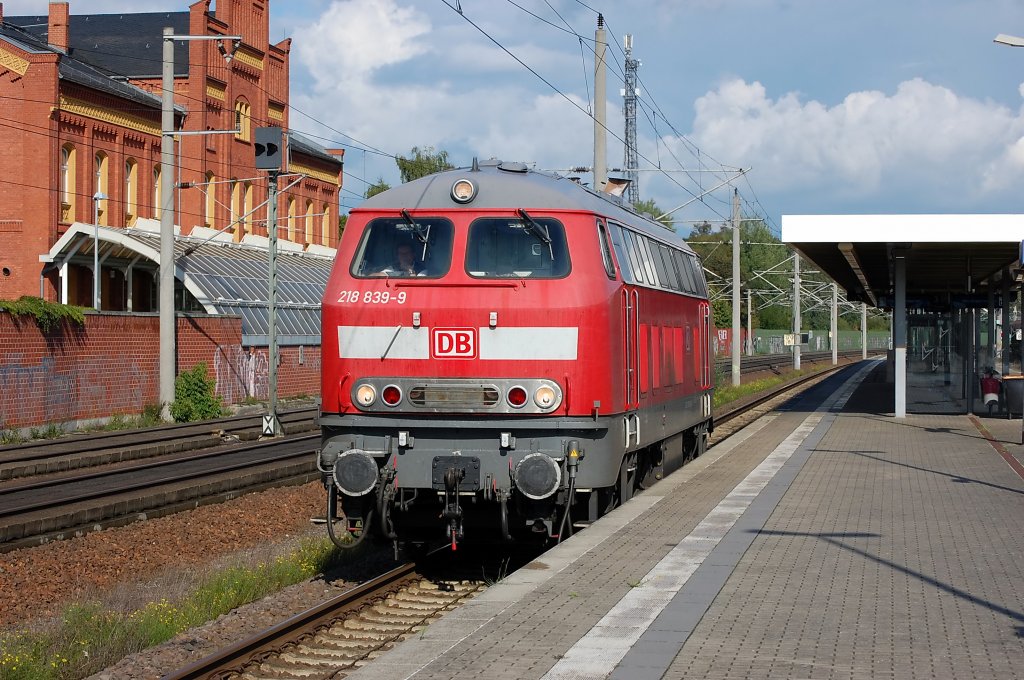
left=357, top=160, right=693, bottom=251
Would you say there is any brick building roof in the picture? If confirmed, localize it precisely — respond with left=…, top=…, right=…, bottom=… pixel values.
left=0, top=18, right=173, bottom=111
left=8, top=11, right=192, bottom=78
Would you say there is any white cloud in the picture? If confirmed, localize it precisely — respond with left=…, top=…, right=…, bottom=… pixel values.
left=683, top=77, right=1024, bottom=206
left=297, top=0, right=431, bottom=89
left=289, top=0, right=605, bottom=187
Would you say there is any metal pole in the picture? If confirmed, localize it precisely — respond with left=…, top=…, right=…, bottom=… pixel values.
left=93, top=199, right=100, bottom=309
left=793, top=254, right=801, bottom=370
left=831, top=282, right=838, bottom=365
left=593, top=15, right=607, bottom=191
left=894, top=254, right=907, bottom=418
left=159, top=27, right=176, bottom=419
left=862, top=302, right=867, bottom=360
left=731, top=188, right=740, bottom=386
left=1002, top=269, right=1011, bottom=376
left=746, top=288, right=753, bottom=356
left=268, top=172, right=280, bottom=436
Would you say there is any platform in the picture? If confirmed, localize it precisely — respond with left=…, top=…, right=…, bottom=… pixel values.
left=346, top=359, right=1024, bottom=680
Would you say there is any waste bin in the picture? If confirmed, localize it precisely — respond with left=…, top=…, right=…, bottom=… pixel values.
left=1002, top=375, right=1024, bottom=417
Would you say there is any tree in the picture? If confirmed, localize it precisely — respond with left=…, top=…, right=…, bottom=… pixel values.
left=337, top=213, right=348, bottom=240
left=365, top=177, right=390, bottom=198
left=395, top=146, right=454, bottom=183
left=632, top=198, right=674, bottom=230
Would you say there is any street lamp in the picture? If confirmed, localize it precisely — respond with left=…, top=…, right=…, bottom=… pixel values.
left=994, top=33, right=1024, bottom=47
left=92, top=191, right=107, bottom=309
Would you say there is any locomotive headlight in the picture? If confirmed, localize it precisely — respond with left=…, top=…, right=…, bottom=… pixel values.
left=451, top=178, right=477, bottom=203
left=534, top=385, right=557, bottom=409
left=355, top=384, right=377, bottom=407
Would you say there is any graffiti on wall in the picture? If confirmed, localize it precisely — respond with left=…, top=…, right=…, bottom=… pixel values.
left=214, top=345, right=268, bottom=403
left=0, top=353, right=151, bottom=428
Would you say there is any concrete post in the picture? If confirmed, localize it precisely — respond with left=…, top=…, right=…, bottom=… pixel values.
left=793, top=254, right=801, bottom=371
left=831, top=282, right=838, bottom=365
left=159, top=27, right=176, bottom=420
left=731, top=189, right=741, bottom=386
left=894, top=254, right=907, bottom=418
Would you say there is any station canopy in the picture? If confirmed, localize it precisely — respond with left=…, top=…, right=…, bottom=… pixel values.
left=781, top=215, right=1024, bottom=310
left=45, top=220, right=336, bottom=345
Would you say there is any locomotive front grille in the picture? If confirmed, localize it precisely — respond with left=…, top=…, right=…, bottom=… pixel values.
left=409, top=385, right=501, bottom=408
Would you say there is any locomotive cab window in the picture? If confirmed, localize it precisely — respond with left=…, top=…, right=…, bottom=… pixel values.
left=597, top=219, right=618, bottom=279
left=350, top=216, right=454, bottom=278
left=466, top=214, right=570, bottom=278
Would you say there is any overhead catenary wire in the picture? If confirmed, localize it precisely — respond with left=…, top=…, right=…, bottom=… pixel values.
left=441, top=1, right=734, bottom=224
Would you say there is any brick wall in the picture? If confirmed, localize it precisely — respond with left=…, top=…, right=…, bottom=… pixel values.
left=0, top=311, right=321, bottom=430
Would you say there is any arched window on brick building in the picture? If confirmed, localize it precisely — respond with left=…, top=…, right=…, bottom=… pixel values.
left=304, top=199, right=314, bottom=245
left=234, top=98, right=251, bottom=142
left=287, top=197, right=296, bottom=242
left=124, top=159, right=138, bottom=226
left=242, top=181, right=252, bottom=237
left=322, top=202, right=331, bottom=246
left=60, top=144, right=76, bottom=223
left=94, top=152, right=108, bottom=225
left=204, top=171, right=216, bottom=227
left=230, top=178, right=240, bottom=241
left=153, top=166, right=161, bottom=219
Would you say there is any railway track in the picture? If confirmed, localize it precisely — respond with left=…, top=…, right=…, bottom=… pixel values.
left=0, top=406, right=318, bottom=481
left=162, top=560, right=487, bottom=680
left=154, top=358, right=874, bottom=680
left=0, top=432, right=319, bottom=551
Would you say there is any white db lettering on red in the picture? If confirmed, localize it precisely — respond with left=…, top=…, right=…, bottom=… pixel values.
left=432, top=328, right=476, bottom=358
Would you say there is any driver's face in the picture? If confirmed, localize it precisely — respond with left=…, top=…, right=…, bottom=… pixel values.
left=397, top=245, right=414, bottom=265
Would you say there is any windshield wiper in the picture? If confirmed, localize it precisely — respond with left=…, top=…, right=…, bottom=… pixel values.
left=400, top=209, right=431, bottom=261
left=516, top=208, right=554, bottom=261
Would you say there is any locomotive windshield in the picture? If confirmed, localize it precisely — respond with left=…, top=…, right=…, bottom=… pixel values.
left=350, top=216, right=454, bottom=278
left=466, top=216, right=570, bottom=278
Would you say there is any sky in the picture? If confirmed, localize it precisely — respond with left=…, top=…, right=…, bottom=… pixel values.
left=7, top=0, right=1024, bottom=234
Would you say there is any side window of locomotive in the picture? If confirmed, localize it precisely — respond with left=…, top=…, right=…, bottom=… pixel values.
left=688, top=252, right=709, bottom=297
left=608, top=222, right=638, bottom=284
left=656, top=244, right=681, bottom=291
left=674, top=250, right=697, bottom=295
left=621, top=229, right=646, bottom=284
left=350, top=217, right=454, bottom=278
left=650, top=242, right=673, bottom=291
left=635, top=234, right=660, bottom=287
left=466, top=216, right=570, bottom=278
left=597, top=219, right=617, bottom=280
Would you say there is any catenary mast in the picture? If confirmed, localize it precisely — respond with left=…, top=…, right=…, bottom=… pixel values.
left=623, top=34, right=639, bottom=204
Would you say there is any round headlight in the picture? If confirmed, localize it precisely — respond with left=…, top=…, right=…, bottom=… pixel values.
left=355, top=384, right=376, bottom=407
left=451, top=178, right=477, bottom=203
left=534, top=385, right=557, bottom=409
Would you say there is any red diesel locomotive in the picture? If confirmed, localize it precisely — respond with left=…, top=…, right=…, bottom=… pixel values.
left=319, top=159, right=714, bottom=550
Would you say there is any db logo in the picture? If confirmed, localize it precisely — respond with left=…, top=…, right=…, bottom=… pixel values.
left=432, top=328, right=476, bottom=359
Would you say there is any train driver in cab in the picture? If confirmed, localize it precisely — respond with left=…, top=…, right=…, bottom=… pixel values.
left=375, top=243, right=424, bottom=277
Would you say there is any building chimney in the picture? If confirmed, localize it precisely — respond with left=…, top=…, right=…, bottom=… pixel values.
left=48, top=2, right=69, bottom=52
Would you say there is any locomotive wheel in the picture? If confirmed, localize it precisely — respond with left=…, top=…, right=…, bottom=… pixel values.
left=683, top=427, right=706, bottom=462
left=618, top=453, right=638, bottom=504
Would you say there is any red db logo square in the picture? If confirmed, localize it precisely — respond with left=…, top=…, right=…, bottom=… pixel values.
left=432, top=328, right=476, bottom=359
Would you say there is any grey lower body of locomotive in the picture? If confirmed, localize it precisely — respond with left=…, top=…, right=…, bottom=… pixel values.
left=318, top=395, right=711, bottom=543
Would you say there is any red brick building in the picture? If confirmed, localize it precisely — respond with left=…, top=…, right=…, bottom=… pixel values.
left=0, top=0, right=343, bottom=307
